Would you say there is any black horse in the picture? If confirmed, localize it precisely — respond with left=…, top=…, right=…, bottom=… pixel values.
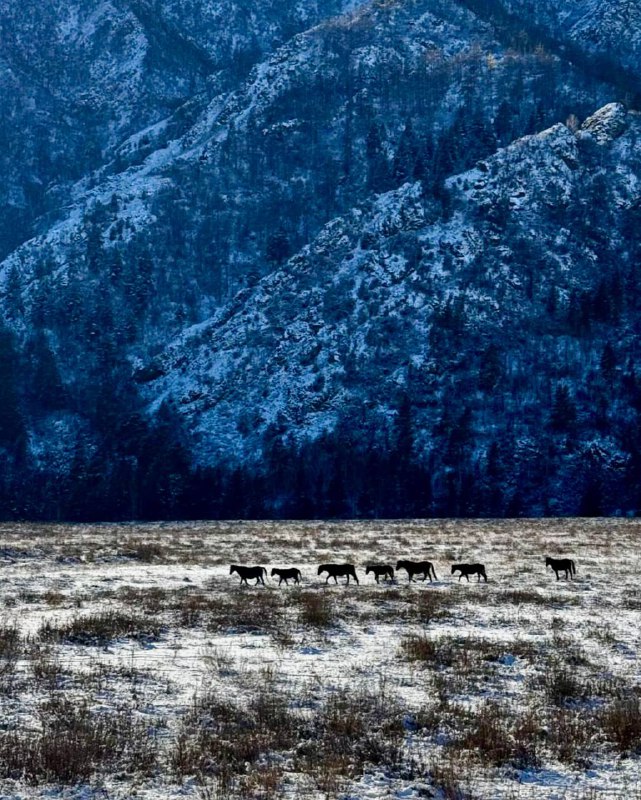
left=545, top=556, right=576, bottom=580
left=318, top=564, right=359, bottom=585
left=230, top=564, right=267, bottom=585
left=451, top=563, right=487, bottom=582
left=365, top=564, right=394, bottom=583
left=271, top=567, right=302, bottom=586
left=396, top=559, right=437, bottom=582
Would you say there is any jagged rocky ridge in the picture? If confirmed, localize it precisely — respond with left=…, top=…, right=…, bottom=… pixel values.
left=0, top=0, right=639, bottom=518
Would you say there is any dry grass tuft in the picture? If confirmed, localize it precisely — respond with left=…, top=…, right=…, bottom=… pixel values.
left=294, top=591, right=335, bottom=628
left=600, top=698, right=641, bottom=754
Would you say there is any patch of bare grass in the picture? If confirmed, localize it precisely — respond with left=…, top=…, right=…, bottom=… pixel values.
left=0, top=697, right=158, bottom=784
left=600, top=698, right=641, bottom=754
left=454, top=701, right=541, bottom=770
left=0, top=625, right=21, bottom=694
left=293, top=591, right=335, bottom=628
left=172, top=674, right=404, bottom=794
left=547, top=707, right=595, bottom=766
left=206, top=591, right=286, bottom=635
left=119, top=540, right=167, bottom=562
left=38, top=611, right=164, bottom=646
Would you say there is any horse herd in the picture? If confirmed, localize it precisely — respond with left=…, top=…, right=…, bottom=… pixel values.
left=229, top=556, right=576, bottom=586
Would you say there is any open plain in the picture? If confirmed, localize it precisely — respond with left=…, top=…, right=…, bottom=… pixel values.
left=0, top=519, right=640, bottom=799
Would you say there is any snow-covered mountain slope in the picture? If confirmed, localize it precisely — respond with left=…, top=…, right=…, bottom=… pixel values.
left=0, top=0, right=358, bottom=259
left=480, top=0, right=641, bottom=84
left=0, top=0, right=610, bottom=351
left=145, top=104, right=641, bottom=462
left=0, top=0, right=640, bottom=518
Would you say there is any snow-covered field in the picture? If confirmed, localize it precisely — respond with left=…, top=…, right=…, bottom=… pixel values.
left=1, top=518, right=640, bottom=799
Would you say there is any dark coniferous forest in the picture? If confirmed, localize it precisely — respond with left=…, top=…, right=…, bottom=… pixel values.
left=1, top=0, right=641, bottom=520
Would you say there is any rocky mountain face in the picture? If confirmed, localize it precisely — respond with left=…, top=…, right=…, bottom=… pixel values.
left=0, top=0, right=639, bottom=519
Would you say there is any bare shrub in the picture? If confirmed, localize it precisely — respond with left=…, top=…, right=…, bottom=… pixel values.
left=30, top=645, right=66, bottom=690
left=43, top=591, right=65, bottom=607
left=400, top=633, right=440, bottom=663
left=120, top=540, right=166, bottom=562
left=415, top=591, right=448, bottom=623
left=235, top=765, right=284, bottom=799
left=0, top=626, right=21, bottom=664
left=0, top=625, right=21, bottom=694
left=539, top=658, right=617, bottom=708
left=547, top=708, right=595, bottom=766
left=456, top=702, right=540, bottom=770
left=542, top=663, right=584, bottom=706
left=429, top=752, right=476, bottom=800
left=600, top=698, right=641, bottom=754
left=295, top=591, right=334, bottom=628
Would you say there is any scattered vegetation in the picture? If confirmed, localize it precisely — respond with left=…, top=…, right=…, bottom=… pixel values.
left=0, top=520, right=640, bottom=797
left=293, top=591, right=335, bottom=628
left=38, top=612, right=164, bottom=645
left=0, top=698, right=158, bottom=784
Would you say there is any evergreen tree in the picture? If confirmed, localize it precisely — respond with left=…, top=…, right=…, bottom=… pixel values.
left=550, top=384, right=577, bottom=432
left=392, top=120, right=419, bottom=185
left=366, top=122, right=390, bottom=193
left=0, top=327, right=25, bottom=449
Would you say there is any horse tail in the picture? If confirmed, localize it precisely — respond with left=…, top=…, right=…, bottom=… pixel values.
left=296, top=569, right=302, bottom=581
left=571, top=560, right=576, bottom=576
left=431, top=563, right=437, bottom=581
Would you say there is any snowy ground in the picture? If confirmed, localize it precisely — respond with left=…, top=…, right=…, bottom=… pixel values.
left=0, top=518, right=640, bottom=799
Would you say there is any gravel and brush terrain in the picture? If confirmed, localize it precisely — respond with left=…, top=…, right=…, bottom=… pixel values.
left=0, top=518, right=640, bottom=799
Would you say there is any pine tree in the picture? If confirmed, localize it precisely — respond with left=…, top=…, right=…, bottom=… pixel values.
left=550, top=384, right=577, bottom=432
left=0, top=328, right=25, bottom=448
left=392, top=120, right=419, bottom=185
left=366, top=122, right=390, bottom=193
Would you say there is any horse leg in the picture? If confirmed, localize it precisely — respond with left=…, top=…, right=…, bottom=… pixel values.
left=466, top=574, right=470, bottom=582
